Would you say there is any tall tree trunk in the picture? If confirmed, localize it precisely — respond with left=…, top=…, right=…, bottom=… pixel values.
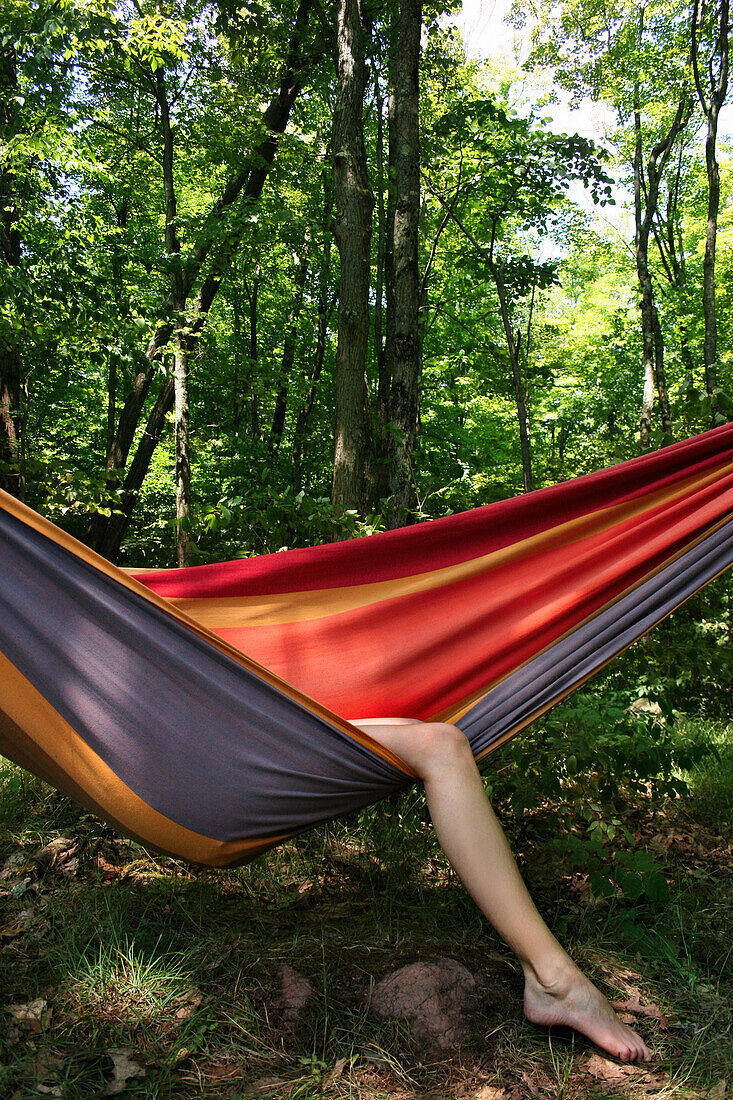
left=107, top=196, right=129, bottom=462
left=96, top=378, right=175, bottom=560
left=489, top=257, right=532, bottom=491
left=382, top=80, right=397, bottom=430
left=232, top=262, right=243, bottom=432
left=632, top=23, right=689, bottom=450
left=374, top=75, right=387, bottom=411
left=637, top=254, right=656, bottom=449
left=383, top=0, right=422, bottom=524
left=174, top=330, right=191, bottom=566
left=293, top=157, right=334, bottom=477
left=269, top=232, right=311, bottom=455
left=692, top=0, right=730, bottom=422
left=0, top=43, right=23, bottom=497
left=90, top=1, right=313, bottom=560
left=634, top=75, right=655, bottom=451
left=653, top=305, right=672, bottom=438
left=331, top=0, right=375, bottom=512
left=243, top=266, right=261, bottom=439
left=651, top=146, right=700, bottom=396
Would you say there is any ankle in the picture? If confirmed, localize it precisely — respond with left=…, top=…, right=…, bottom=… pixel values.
left=521, top=953, right=578, bottom=993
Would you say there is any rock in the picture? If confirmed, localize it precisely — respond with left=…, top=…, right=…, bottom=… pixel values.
left=276, top=964, right=314, bottom=1026
left=369, top=957, right=477, bottom=1051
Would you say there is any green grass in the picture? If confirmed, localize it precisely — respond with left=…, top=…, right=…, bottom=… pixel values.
left=680, top=718, right=733, bottom=829
left=0, top=720, right=731, bottom=1099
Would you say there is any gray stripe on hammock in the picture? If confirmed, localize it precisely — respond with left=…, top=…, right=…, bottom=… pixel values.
left=458, top=517, right=733, bottom=755
left=0, top=510, right=409, bottom=843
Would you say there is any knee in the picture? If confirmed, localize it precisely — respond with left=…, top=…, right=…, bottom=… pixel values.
left=417, top=722, right=474, bottom=777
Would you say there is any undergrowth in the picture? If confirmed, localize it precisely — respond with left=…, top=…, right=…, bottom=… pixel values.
left=0, top=707, right=730, bottom=1099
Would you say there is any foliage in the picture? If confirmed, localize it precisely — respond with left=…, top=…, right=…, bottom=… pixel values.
left=487, top=644, right=726, bottom=901
left=1, top=1, right=732, bottom=885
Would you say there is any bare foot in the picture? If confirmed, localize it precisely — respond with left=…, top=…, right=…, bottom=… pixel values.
left=523, top=962, right=651, bottom=1063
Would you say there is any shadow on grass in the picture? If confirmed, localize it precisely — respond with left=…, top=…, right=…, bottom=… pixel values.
left=0, top=742, right=730, bottom=1099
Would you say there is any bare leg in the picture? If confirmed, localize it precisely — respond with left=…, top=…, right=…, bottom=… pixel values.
left=354, top=718, right=651, bottom=1063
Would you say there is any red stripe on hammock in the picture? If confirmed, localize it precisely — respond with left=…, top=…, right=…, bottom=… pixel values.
left=201, top=468, right=733, bottom=718
left=134, top=425, right=733, bottom=599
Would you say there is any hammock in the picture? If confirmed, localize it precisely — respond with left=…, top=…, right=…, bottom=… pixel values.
left=2, top=424, right=733, bottom=866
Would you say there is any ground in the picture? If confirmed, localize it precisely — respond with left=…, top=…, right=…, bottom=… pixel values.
left=0, top=744, right=730, bottom=1100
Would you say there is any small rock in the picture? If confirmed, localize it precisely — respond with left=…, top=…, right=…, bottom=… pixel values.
left=277, top=964, right=314, bottom=1026
left=369, top=957, right=477, bottom=1051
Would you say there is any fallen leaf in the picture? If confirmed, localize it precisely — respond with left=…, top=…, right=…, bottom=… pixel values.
left=242, top=1078, right=292, bottom=1098
left=207, top=1065, right=236, bottom=1079
left=585, top=1053, right=628, bottom=1081
left=323, top=1057, right=348, bottom=1084
left=520, top=1071, right=542, bottom=1097
left=473, top=1087, right=507, bottom=1100
left=104, top=1048, right=145, bottom=1095
left=611, top=996, right=669, bottom=1028
left=173, top=990, right=203, bottom=1019
left=8, top=999, right=49, bottom=1032
left=707, top=1083, right=727, bottom=1100
left=0, top=922, right=26, bottom=941
left=36, top=838, right=76, bottom=861
left=2, top=852, right=27, bottom=876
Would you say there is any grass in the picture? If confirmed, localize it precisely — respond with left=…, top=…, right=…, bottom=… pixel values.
left=0, top=721, right=731, bottom=1100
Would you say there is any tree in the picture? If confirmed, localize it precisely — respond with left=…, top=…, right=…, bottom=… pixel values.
left=525, top=0, right=693, bottom=447
left=0, top=40, right=22, bottom=496
left=424, top=96, right=612, bottom=491
left=85, top=0, right=318, bottom=560
left=331, top=0, right=375, bottom=512
left=692, top=0, right=730, bottom=419
left=381, top=0, right=422, bottom=522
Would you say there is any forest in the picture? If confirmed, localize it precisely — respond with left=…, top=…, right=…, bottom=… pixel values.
left=0, top=1, right=732, bottom=1098
left=5, top=0, right=733, bottom=564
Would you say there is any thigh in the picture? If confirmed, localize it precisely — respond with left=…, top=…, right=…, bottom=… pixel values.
left=352, top=718, right=464, bottom=778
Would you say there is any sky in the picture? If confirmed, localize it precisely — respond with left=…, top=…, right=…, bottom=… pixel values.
left=458, top=0, right=733, bottom=142
left=457, top=0, right=633, bottom=241
left=458, top=0, right=618, bottom=143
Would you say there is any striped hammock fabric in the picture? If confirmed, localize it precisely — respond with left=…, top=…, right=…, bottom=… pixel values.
left=2, top=424, right=733, bottom=866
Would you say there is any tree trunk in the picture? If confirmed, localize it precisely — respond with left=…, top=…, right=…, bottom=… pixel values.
left=511, top=334, right=532, bottom=492
left=94, top=378, right=175, bottom=561
left=692, top=0, right=729, bottom=423
left=232, top=263, right=243, bottom=432
left=653, top=304, right=672, bottom=438
left=174, top=330, right=191, bottom=567
left=108, top=195, right=129, bottom=459
left=331, top=0, right=375, bottom=513
left=638, top=251, right=656, bottom=449
left=269, top=232, right=310, bottom=455
left=243, top=266, right=261, bottom=439
left=381, top=79, right=397, bottom=431
left=702, top=113, right=721, bottom=414
left=489, top=257, right=532, bottom=491
left=293, top=160, right=334, bottom=477
left=0, top=43, right=23, bottom=497
left=632, top=37, right=689, bottom=449
left=383, top=0, right=422, bottom=525
left=374, top=75, right=387, bottom=420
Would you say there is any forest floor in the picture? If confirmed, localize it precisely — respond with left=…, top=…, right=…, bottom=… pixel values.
left=0, top=735, right=731, bottom=1100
